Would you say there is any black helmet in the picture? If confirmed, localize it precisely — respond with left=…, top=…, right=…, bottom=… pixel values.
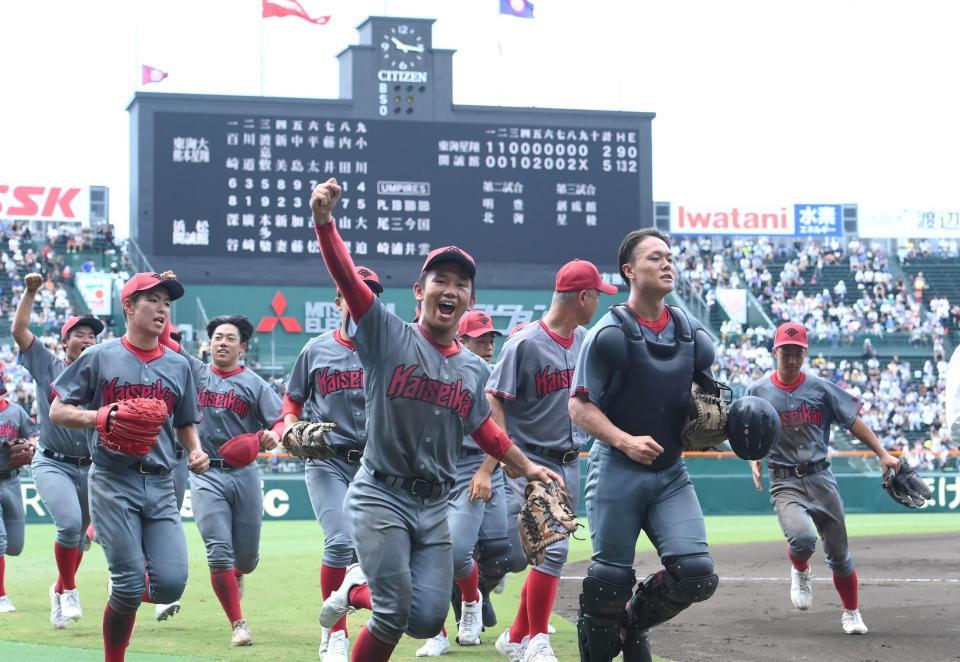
left=726, top=396, right=780, bottom=460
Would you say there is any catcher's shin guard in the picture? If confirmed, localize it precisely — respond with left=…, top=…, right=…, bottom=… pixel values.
left=476, top=538, right=511, bottom=628
left=625, top=554, right=718, bottom=631
left=576, top=563, right=635, bottom=661
left=620, top=627, right=652, bottom=662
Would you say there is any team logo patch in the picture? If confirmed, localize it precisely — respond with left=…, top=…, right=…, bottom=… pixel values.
left=357, top=268, right=372, bottom=278
left=785, top=327, right=799, bottom=337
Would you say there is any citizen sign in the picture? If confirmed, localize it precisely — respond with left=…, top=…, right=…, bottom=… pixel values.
left=0, top=184, right=88, bottom=221
left=377, top=69, right=428, bottom=83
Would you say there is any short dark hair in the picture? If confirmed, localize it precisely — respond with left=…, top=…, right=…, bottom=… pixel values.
left=617, top=228, right=671, bottom=285
left=207, top=315, right=254, bottom=344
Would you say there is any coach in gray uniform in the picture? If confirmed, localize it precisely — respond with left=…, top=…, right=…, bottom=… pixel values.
left=165, top=314, right=282, bottom=647
left=0, top=378, right=38, bottom=614
left=488, top=259, right=615, bottom=662
left=747, top=321, right=900, bottom=636
left=284, top=265, right=382, bottom=662
left=570, top=228, right=721, bottom=662
left=14, top=272, right=103, bottom=628
left=50, top=272, right=208, bottom=662
left=309, top=178, right=561, bottom=662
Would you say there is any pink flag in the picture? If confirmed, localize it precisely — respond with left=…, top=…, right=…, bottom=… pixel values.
left=141, top=65, right=168, bottom=85
left=262, top=0, right=330, bottom=25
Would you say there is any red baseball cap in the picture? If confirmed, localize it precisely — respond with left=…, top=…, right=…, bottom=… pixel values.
left=458, top=310, right=503, bottom=338
left=556, top=259, right=618, bottom=295
left=354, top=265, right=383, bottom=294
left=421, top=246, right=476, bottom=280
left=61, top=315, right=105, bottom=340
left=774, top=322, right=809, bottom=349
left=121, top=272, right=184, bottom=302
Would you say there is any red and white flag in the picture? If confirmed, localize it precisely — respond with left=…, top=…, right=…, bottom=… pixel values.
left=261, top=0, right=330, bottom=25
left=141, top=65, right=168, bottom=85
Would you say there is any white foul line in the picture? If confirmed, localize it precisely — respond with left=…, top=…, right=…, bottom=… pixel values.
left=560, top=576, right=960, bottom=584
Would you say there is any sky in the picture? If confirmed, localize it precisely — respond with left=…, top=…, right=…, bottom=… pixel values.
left=2, top=0, right=959, bottom=237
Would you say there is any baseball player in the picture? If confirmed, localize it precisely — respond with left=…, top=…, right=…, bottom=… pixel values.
left=487, top=259, right=615, bottom=662
left=282, top=266, right=383, bottom=662
left=309, top=178, right=562, bottom=662
left=0, top=371, right=38, bottom=614
left=747, top=321, right=900, bottom=635
left=570, top=228, right=721, bottom=662
left=49, top=272, right=208, bottom=662
left=159, top=314, right=282, bottom=646
left=13, top=272, right=103, bottom=628
left=416, top=309, right=508, bottom=657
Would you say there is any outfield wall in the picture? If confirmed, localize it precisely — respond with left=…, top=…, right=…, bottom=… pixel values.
left=16, top=459, right=959, bottom=523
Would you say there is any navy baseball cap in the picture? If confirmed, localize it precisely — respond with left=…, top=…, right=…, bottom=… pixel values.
left=420, top=246, right=476, bottom=280
left=121, top=272, right=184, bottom=302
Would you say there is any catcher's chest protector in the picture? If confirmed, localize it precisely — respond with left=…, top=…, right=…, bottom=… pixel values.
left=601, top=305, right=694, bottom=470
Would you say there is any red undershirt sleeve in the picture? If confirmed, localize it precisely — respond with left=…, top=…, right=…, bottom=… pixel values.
left=469, top=415, right=515, bottom=461
left=315, top=222, right=374, bottom=320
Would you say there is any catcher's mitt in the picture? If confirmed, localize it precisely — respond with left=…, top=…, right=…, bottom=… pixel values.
left=682, top=391, right=730, bottom=452
left=882, top=464, right=932, bottom=509
left=517, top=480, right=578, bottom=565
left=1, top=440, right=35, bottom=470
left=281, top=421, right=336, bottom=460
left=96, top=397, right=168, bottom=457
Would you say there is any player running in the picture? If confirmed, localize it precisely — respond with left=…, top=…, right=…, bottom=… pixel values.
left=50, top=272, right=208, bottom=662
left=309, top=178, right=561, bottom=662
left=0, top=369, right=38, bottom=614
left=747, top=321, right=900, bottom=635
left=283, top=266, right=383, bottom=662
left=13, top=272, right=102, bottom=628
left=160, top=314, right=283, bottom=646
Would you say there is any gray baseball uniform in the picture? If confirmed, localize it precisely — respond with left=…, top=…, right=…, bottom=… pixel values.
left=0, top=402, right=36, bottom=559
left=747, top=370, right=863, bottom=575
left=486, top=320, right=586, bottom=577
left=183, top=352, right=281, bottom=572
left=18, top=339, right=91, bottom=548
left=52, top=338, right=201, bottom=612
left=344, top=297, right=493, bottom=645
left=286, top=329, right=367, bottom=567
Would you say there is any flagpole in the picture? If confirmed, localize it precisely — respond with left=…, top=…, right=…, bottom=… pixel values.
left=259, top=6, right=265, bottom=96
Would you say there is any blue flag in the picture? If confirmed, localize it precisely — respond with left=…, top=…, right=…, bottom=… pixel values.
left=500, top=0, right=534, bottom=18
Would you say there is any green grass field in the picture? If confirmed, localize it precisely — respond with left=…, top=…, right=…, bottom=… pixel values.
left=1, top=513, right=958, bottom=661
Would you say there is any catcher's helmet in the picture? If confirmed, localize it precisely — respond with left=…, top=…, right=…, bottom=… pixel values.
left=726, top=396, right=780, bottom=460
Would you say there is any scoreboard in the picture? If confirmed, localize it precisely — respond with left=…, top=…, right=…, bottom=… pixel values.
left=130, top=17, right=654, bottom=288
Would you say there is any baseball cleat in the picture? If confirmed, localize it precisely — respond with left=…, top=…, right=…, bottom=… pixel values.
left=155, top=601, right=181, bottom=621
left=231, top=618, right=253, bottom=646
left=416, top=633, right=451, bottom=657
left=790, top=567, right=812, bottom=610
left=0, top=595, right=16, bottom=613
left=522, top=633, right=558, bottom=661
left=319, top=563, right=365, bottom=628
left=495, top=630, right=528, bottom=661
left=319, top=626, right=330, bottom=657
left=456, top=597, right=483, bottom=645
left=322, top=629, right=349, bottom=661
left=841, top=609, right=868, bottom=634
left=49, top=584, right=68, bottom=629
left=60, top=587, right=83, bottom=621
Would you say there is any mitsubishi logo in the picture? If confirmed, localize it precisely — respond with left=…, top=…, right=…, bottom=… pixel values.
left=256, top=291, right=302, bottom=333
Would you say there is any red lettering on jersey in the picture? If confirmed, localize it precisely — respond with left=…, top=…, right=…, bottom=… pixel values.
left=386, top=363, right=475, bottom=420
left=535, top=366, right=576, bottom=398
left=197, top=387, right=251, bottom=418
left=316, top=367, right=364, bottom=397
left=0, top=423, right=19, bottom=443
left=102, top=378, right=176, bottom=413
left=780, top=402, right=823, bottom=427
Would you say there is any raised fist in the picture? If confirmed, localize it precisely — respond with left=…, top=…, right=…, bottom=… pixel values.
left=310, top=178, right=342, bottom=226
left=24, top=273, right=43, bottom=293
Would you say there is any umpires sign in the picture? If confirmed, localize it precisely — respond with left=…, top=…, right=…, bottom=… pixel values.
left=129, top=16, right=654, bottom=288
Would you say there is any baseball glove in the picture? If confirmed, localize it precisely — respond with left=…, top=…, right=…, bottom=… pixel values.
left=2, top=440, right=35, bottom=469
left=882, top=464, right=932, bottom=509
left=96, top=397, right=168, bottom=457
left=681, top=391, right=730, bottom=452
left=281, top=421, right=336, bottom=460
left=517, top=480, right=578, bottom=566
